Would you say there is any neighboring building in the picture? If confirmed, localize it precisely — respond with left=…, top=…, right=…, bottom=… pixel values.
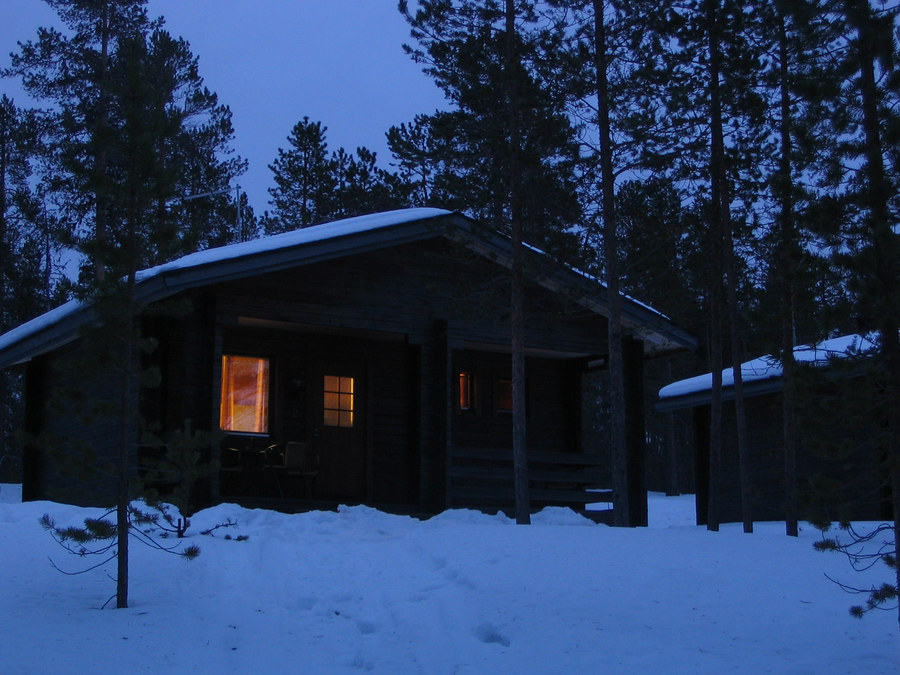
left=657, top=335, right=890, bottom=524
left=0, top=209, right=695, bottom=521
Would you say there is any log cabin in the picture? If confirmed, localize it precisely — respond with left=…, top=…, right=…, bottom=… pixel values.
left=657, top=334, right=891, bottom=524
left=0, top=208, right=696, bottom=522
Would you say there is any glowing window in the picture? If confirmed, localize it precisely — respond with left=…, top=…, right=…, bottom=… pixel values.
left=219, top=355, right=270, bottom=434
left=324, top=375, right=354, bottom=428
left=458, top=371, right=475, bottom=411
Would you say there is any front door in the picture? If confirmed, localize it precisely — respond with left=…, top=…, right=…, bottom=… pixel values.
left=309, top=364, right=366, bottom=500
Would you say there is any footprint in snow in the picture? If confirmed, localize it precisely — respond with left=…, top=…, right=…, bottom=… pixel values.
left=355, top=619, right=378, bottom=635
left=474, top=622, right=510, bottom=647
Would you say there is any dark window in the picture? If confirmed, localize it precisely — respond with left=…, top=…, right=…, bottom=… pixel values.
left=497, top=378, right=513, bottom=413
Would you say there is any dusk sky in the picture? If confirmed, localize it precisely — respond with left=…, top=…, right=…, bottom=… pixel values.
left=1, top=0, right=448, bottom=217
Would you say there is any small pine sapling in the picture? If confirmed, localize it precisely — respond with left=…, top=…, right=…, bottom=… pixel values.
left=138, top=420, right=223, bottom=537
left=814, top=521, right=897, bottom=619
left=40, top=502, right=199, bottom=607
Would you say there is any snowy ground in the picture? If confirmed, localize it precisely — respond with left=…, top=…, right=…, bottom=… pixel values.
left=0, top=486, right=897, bottom=673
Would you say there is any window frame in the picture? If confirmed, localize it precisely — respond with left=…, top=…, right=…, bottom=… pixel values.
left=457, top=370, right=477, bottom=413
left=323, top=374, right=355, bottom=428
left=496, top=377, right=513, bottom=414
left=219, top=354, right=272, bottom=435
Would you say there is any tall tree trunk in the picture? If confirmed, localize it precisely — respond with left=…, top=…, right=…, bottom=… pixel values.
left=706, top=0, right=752, bottom=533
left=116, top=313, right=132, bottom=609
left=94, top=0, right=111, bottom=283
left=0, top=106, right=8, bottom=325
left=0, top=110, right=8, bottom=472
left=593, top=0, right=631, bottom=526
left=506, top=0, right=530, bottom=525
left=777, top=9, right=799, bottom=537
left=847, top=0, right=900, bottom=643
left=115, top=181, right=143, bottom=610
left=665, top=362, right=679, bottom=496
left=704, top=0, right=726, bottom=533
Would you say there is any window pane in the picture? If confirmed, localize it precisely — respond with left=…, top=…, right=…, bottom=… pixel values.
left=324, top=375, right=355, bottom=428
left=220, top=355, right=269, bottom=433
left=459, top=371, right=474, bottom=410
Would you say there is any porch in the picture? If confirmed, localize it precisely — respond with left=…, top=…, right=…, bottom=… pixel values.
left=212, top=439, right=613, bottom=522
left=446, top=445, right=613, bottom=523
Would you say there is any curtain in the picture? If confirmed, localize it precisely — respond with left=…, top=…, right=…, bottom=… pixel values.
left=220, top=355, right=269, bottom=433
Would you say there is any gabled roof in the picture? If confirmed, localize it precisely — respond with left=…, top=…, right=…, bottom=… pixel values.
left=0, top=208, right=696, bottom=369
left=656, top=334, right=877, bottom=411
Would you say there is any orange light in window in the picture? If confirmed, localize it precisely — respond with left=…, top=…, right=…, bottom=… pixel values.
left=220, top=355, right=269, bottom=433
left=324, top=375, right=354, bottom=427
left=459, top=371, right=474, bottom=410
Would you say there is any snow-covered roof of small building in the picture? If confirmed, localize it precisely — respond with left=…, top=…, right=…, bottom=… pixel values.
left=0, top=208, right=697, bottom=369
left=656, top=334, right=878, bottom=410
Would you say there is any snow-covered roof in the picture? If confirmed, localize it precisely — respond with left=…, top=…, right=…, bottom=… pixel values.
left=657, top=334, right=878, bottom=406
left=0, top=209, right=452, bottom=366
left=0, top=207, right=696, bottom=369
left=135, top=207, right=450, bottom=282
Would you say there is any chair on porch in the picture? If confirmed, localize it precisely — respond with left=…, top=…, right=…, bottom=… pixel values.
left=219, top=446, right=243, bottom=496
left=284, top=441, right=319, bottom=499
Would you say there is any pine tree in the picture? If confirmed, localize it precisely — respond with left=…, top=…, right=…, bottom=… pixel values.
left=400, top=0, right=582, bottom=261
left=810, top=0, right=900, bottom=645
left=620, top=0, right=767, bottom=531
left=6, top=0, right=242, bottom=607
left=750, top=0, right=847, bottom=536
left=387, top=113, right=440, bottom=205
left=589, top=0, right=631, bottom=526
left=7, top=0, right=154, bottom=283
left=7, top=2, right=244, bottom=281
left=0, top=95, right=55, bottom=483
left=267, top=118, right=410, bottom=232
left=548, top=0, right=643, bottom=525
left=402, top=0, right=584, bottom=522
left=327, top=146, right=409, bottom=219
left=267, top=117, right=334, bottom=232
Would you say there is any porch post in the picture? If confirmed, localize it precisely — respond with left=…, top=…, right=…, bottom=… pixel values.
left=21, top=359, right=46, bottom=501
left=624, top=337, right=648, bottom=526
left=420, top=319, right=450, bottom=512
left=209, top=318, right=224, bottom=500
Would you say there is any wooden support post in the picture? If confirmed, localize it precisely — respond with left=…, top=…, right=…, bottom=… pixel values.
left=624, top=337, right=647, bottom=526
left=421, top=319, right=450, bottom=512
left=22, top=359, right=46, bottom=501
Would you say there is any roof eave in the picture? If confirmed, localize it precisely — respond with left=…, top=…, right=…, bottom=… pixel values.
left=655, top=376, right=784, bottom=412
left=445, top=223, right=698, bottom=355
left=0, top=212, right=462, bottom=369
left=137, top=213, right=463, bottom=302
left=0, top=209, right=697, bottom=368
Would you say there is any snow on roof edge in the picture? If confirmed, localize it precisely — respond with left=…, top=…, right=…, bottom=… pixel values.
left=0, top=208, right=452, bottom=358
left=135, top=207, right=452, bottom=282
left=657, top=333, right=878, bottom=400
left=521, top=242, right=668, bottom=321
left=0, top=298, right=85, bottom=357
left=1, top=206, right=692, bottom=363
